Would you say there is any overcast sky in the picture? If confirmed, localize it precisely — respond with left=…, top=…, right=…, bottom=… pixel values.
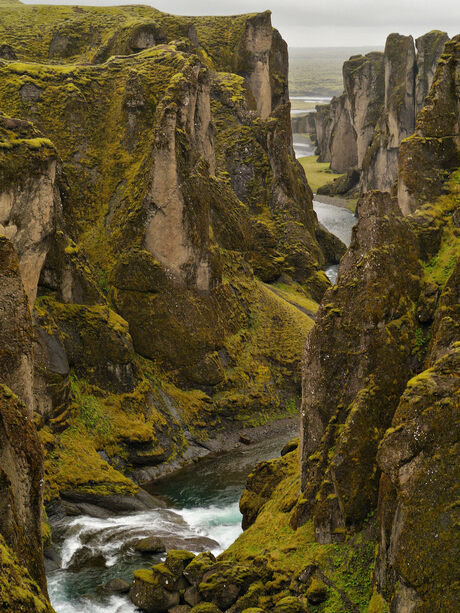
left=23, top=0, right=460, bottom=47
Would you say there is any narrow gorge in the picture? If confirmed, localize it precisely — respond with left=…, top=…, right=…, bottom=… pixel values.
left=0, top=1, right=458, bottom=613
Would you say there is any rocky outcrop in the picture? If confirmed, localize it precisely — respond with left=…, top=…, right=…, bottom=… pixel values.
left=0, top=2, right=334, bottom=527
left=315, top=94, right=357, bottom=172
left=398, top=35, right=460, bottom=214
left=415, top=30, right=450, bottom=115
left=289, top=63, right=460, bottom=608
left=311, top=31, right=449, bottom=196
left=296, top=191, right=422, bottom=538
left=290, top=112, right=316, bottom=135
left=360, top=34, right=416, bottom=192
left=0, top=115, right=57, bottom=305
left=342, top=51, right=384, bottom=168
left=0, top=237, right=49, bottom=598
left=375, top=342, right=459, bottom=612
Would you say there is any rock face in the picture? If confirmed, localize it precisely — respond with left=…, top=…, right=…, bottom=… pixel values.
left=290, top=112, right=316, bottom=136
left=415, top=30, right=450, bottom=115
left=398, top=35, right=460, bottom=214
left=342, top=52, right=384, bottom=168
left=0, top=115, right=57, bottom=305
left=0, top=238, right=49, bottom=597
left=218, top=37, right=457, bottom=611
left=315, top=94, right=357, bottom=173
left=297, top=191, right=422, bottom=539
left=0, top=0, right=333, bottom=547
left=291, top=51, right=460, bottom=610
left=311, top=31, right=449, bottom=196
left=361, top=34, right=416, bottom=192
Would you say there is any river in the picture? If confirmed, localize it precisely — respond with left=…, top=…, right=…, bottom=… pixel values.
left=47, top=424, right=299, bottom=612
left=47, top=145, right=356, bottom=613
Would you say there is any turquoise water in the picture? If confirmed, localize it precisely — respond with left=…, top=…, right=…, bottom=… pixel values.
left=48, top=425, right=298, bottom=612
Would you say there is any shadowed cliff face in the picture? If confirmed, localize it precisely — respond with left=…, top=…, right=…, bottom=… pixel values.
left=0, top=2, right=335, bottom=540
left=291, top=41, right=460, bottom=610
left=313, top=31, right=449, bottom=198
left=398, top=35, right=460, bottom=215
left=0, top=238, right=50, bottom=599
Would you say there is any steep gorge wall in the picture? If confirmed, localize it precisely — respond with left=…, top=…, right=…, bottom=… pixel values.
left=0, top=120, right=57, bottom=609
left=218, top=34, right=459, bottom=613
left=0, top=1, right=338, bottom=543
left=313, top=30, right=449, bottom=195
left=292, top=35, right=460, bottom=612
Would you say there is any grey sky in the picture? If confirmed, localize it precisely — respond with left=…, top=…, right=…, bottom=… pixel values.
left=23, top=0, right=460, bottom=47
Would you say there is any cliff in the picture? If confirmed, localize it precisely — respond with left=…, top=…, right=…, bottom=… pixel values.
left=0, top=0, right=339, bottom=574
left=398, top=35, right=460, bottom=214
left=312, top=31, right=448, bottom=196
left=210, top=32, right=459, bottom=613
left=291, top=112, right=316, bottom=135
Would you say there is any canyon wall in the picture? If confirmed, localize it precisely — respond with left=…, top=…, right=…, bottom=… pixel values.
left=0, top=119, right=56, bottom=610
left=0, top=0, right=338, bottom=573
left=294, top=34, right=459, bottom=612
left=217, top=33, right=459, bottom=613
left=313, top=30, right=448, bottom=196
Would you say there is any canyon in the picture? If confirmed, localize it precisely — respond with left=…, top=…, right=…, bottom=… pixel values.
left=0, top=1, right=458, bottom=612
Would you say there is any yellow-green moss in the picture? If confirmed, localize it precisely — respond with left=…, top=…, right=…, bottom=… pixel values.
left=223, top=450, right=376, bottom=611
left=0, top=537, right=55, bottom=613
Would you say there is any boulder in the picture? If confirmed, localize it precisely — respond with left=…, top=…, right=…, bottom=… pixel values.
left=273, top=597, right=308, bottom=613
left=183, top=552, right=216, bottom=587
left=104, top=578, right=131, bottom=593
left=130, top=568, right=180, bottom=613
left=164, top=550, right=196, bottom=577
left=135, top=537, right=166, bottom=554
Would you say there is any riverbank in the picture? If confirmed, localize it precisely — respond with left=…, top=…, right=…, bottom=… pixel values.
left=47, top=426, right=300, bottom=613
left=314, top=193, right=357, bottom=212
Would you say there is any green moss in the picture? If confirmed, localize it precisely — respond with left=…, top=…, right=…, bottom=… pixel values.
left=367, top=590, right=389, bottom=613
left=223, top=451, right=376, bottom=610
left=0, top=537, right=55, bottom=613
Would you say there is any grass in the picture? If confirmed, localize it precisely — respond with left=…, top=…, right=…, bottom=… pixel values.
left=298, top=155, right=342, bottom=193
left=289, top=46, right=381, bottom=97
left=291, top=100, right=317, bottom=112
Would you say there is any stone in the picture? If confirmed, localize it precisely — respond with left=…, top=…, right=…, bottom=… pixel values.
left=134, top=536, right=166, bottom=554
left=169, top=606, right=191, bottom=613
left=280, top=438, right=299, bottom=457
left=130, top=569, right=180, bottom=613
left=184, top=586, right=201, bottom=607
left=164, top=550, right=196, bottom=576
left=104, top=578, right=131, bottom=593
left=67, top=547, right=107, bottom=571
left=273, top=596, right=308, bottom=613
left=183, top=552, right=216, bottom=587
left=305, top=578, right=328, bottom=604
left=189, top=604, right=221, bottom=613
left=0, top=43, right=16, bottom=60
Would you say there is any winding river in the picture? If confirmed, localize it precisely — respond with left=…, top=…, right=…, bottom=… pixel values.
left=47, top=150, right=356, bottom=612
left=48, top=426, right=299, bottom=612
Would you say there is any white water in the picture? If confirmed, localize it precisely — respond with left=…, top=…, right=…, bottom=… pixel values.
left=313, top=199, right=357, bottom=283
left=48, top=426, right=298, bottom=612
left=293, top=134, right=316, bottom=159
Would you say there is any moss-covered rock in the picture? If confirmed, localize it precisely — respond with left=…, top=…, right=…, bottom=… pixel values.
left=189, top=603, right=221, bottom=613
left=240, top=454, right=292, bottom=529
left=398, top=35, right=460, bottom=214
left=165, top=550, right=196, bottom=577
left=0, top=536, right=55, bottom=613
left=130, top=567, right=180, bottom=613
left=376, top=344, right=460, bottom=611
left=273, top=596, right=309, bottom=613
